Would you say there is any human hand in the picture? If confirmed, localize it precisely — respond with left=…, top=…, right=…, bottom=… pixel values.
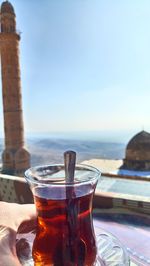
left=0, top=202, right=36, bottom=266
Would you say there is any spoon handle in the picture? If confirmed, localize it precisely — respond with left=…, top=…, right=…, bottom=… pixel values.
left=64, top=150, right=76, bottom=182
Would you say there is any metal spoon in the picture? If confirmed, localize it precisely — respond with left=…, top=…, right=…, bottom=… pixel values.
left=64, top=150, right=76, bottom=183
left=64, top=150, right=86, bottom=266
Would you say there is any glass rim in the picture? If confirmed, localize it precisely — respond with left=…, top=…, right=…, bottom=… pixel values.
left=24, top=163, right=101, bottom=187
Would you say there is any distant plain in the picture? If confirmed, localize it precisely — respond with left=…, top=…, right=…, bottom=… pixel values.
left=25, top=137, right=126, bottom=166
left=0, top=137, right=125, bottom=166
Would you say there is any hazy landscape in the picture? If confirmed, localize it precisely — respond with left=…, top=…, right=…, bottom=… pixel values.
left=0, top=137, right=126, bottom=166
left=0, top=134, right=126, bottom=166
left=26, top=137, right=125, bottom=166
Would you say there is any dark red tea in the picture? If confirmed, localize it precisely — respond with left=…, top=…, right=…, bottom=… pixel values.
left=33, top=185, right=97, bottom=266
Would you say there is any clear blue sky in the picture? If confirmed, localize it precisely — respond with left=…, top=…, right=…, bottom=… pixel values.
left=0, top=0, right=150, bottom=141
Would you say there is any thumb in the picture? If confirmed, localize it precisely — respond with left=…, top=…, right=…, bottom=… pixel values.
left=0, top=202, right=36, bottom=232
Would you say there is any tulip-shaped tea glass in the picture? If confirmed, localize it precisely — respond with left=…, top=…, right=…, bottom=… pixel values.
left=25, top=164, right=100, bottom=266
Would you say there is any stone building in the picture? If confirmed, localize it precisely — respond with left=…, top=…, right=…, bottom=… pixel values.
left=122, top=130, right=150, bottom=171
left=0, top=1, right=30, bottom=176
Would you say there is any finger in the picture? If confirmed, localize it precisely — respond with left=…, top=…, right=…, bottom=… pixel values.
left=17, top=218, right=37, bottom=234
left=17, top=204, right=36, bottom=220
left=16, top=238, right=31, bottom=260
left=0, top=202, right=37, bottom=233
left=15, top=204, right=37, bottom=229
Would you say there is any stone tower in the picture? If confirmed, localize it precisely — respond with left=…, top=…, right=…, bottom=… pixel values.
left=0, top=1, right=30, bottom=175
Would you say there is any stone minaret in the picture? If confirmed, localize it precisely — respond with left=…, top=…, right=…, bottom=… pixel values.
left=0, top=1, right=30, bottom=176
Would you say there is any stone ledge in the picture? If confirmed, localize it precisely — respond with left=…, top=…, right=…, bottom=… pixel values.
left=82, top=159, right=150, bottom=181
left=102, top=172, right=150, bottom=181
left=0, top=173, right=149, bottom=215
left=94, top=191, right=150, bottom=215
left=0, top=173, right=33, bottom=203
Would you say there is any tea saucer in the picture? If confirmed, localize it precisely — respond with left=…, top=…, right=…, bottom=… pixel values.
left=95, top=232, right=129, bottom=265
left=16, top=229, right=130, bottom=266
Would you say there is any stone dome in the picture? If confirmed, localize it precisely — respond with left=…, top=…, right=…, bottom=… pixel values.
left=123, top=130, right=150, bottom=171
left=1, top=1, right=15, bottom=15
left=126, top=130, right=150, bottom=160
